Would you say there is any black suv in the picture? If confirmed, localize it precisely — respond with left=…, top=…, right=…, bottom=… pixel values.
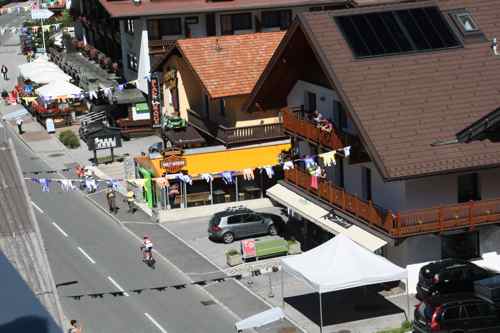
left=414, top=293, right=500, bottom=332
left=417, top=259, right=494, bottom=300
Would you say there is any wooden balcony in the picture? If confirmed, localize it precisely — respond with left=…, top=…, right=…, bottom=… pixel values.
left=285, top=168, right=500, bottom=239
left=188, top=109, right=286, bottom=146
left=282, top=107, right=345, bottom=150
left=149, top=39, right=176, bottom=55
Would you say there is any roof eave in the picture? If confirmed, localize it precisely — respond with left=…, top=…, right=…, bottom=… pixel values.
left=102, top=0, right=349, bottom=18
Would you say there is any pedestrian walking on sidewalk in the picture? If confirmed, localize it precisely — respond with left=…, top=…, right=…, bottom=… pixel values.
left=16, top=118, right=23, bottom=134
left=68, top=319, right=82, bottom=333
left=127, top=189, right=135, bottom=213
left=1, top=65, right=8, bottom=81
left=106, top=188, right=118, bottom=214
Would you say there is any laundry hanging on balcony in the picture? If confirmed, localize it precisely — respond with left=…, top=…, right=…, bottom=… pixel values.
left=320, top=150, right=337, bottom=167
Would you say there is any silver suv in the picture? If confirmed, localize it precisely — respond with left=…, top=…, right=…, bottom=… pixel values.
left=208, top=207, right=281, bottom=243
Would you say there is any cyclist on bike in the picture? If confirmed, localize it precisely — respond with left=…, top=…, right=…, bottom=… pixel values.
left=140, top=235, right=153, bottom=261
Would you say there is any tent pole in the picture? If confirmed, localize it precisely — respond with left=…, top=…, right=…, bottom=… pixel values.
left=319, top=292, right=323, bottom=333
left=281, top=268, right=285, bottom=309
left=406, top=278, right=410, bottom=322
left=210, top=178, right=213, bottom=205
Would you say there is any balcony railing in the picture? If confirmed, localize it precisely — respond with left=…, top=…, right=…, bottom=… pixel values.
left=149, top=39, right=176, bottom=55
left=188, top=109, right=286, bottom=145
left=285, top=168, right=500, bottom=238
left=282, top=106, right=345, bottom=150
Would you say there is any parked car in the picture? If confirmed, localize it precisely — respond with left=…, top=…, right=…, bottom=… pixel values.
left=414, top=293, right=500, bottom=332
left=416, top=259, right=494, bottom=300
left=208, top=206, right=284, bottom=243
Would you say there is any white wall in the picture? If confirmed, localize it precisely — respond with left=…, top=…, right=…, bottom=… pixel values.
left=343, top=161, right=406, bottom=212
left=120, top=18, right=146, bottom=82
left=287, top=80, right=338, bottom=121
left=404, top=168, right=500, bottom=210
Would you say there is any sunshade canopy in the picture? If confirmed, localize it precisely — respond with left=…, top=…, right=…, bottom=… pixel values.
left=18, top=57, right=60, bottom=78
left=281, top=234, right=407, bottom=293
left=35, top=80, right=82, bottom=98
left=235, top=307, right=285, bottom=331
left=28, top=71, right=72, bottom=84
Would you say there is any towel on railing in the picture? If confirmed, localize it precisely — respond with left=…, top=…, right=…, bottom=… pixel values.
left=311, top=176, right=318, bottom=190
left=283, top=161, right=294, bottom=170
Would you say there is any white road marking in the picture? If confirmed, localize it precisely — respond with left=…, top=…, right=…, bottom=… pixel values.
left=77, top=247, right=96, bottom=264
left=144, top=313, right=168, bottom=333
left=107, top=276, right=129, bottom=296
left=51, top=222, right=68, bottom=237
left=31, top=201, right=44, bottom=213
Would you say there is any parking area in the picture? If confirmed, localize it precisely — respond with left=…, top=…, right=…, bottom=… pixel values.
left=162, top=207, right=418, bottom=333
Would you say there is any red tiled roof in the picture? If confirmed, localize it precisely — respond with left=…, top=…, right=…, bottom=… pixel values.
left=177, top=32, right=284, bottom=98
left=98, top=0, right=345, bottom=18
left=296, top=0, right=500, bottom=180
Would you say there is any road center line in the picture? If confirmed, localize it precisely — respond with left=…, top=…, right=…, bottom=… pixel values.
left=107, top=276, right=129, bottom=296
left=77, top=247, right=96, bottom=264
left=144, top=313, right=168, bottom=333
left=31, top=201, right=44, bottom=214
left=52, top=222, right=68, bottom=237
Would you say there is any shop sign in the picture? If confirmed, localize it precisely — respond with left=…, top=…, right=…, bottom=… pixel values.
left=86, top=127, right=122, bottom=151
left=241, top=239, right=256, bottom=259
left=162, top=154, right=186, bottom=173
left=148, top=73, right=162, bottom=128
left=132, top=102, right=150, bottom=121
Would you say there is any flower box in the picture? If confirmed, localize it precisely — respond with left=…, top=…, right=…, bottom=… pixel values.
left=225, top=249, right=242, bottom=267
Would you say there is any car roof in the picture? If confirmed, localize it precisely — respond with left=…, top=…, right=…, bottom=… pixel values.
left=213, top=207, right=254, bottom=218
left=425, top=293, right=488, bottom=306
left=422, top=259, right=472, bottom=272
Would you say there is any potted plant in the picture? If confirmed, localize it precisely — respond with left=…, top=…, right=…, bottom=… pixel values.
left=225, top=248, right=242, bottom=267
left=287, top=239, right=301, bottom=255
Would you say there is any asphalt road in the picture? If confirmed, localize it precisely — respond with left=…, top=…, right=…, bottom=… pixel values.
left=7, top=128, right=239, bottom=332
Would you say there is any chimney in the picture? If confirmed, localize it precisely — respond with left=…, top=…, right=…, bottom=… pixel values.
left=215, top=38, right=222, bottom=51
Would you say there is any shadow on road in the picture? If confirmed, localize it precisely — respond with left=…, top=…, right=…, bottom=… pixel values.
left=284, top=285, right=404, bottom=326
left=0, top=316, right=49, bottom=333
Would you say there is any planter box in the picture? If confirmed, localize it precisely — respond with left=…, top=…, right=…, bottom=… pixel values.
left=287, top=241, right=302, bottom=255
left=226, top=253, right=242, bottom=267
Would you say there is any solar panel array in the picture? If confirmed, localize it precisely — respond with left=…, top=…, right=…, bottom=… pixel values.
left=336, top=7, right=461, bottom=58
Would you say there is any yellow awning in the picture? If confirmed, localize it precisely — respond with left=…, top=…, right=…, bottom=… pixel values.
left=138, top=141, right=291, bottom=177
left=184, top=142, right=291, bottom=176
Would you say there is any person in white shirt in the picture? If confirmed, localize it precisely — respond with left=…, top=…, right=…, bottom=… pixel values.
left=16, top=118, right=23, bottom=134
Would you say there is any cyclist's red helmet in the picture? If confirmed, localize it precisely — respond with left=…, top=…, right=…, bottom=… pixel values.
left=143, top=235, right=149, bottom=239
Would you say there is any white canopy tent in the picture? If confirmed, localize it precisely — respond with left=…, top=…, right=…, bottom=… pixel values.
left=281, top=234, right=407, bottom=332
left=35, top=80, right=82, bottom=98
left=28, top=70, right=72, bottom=85
left=18, top=57, right=60, bottom=78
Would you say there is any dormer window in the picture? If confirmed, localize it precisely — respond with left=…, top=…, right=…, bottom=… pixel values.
left=448, top=10, right=485, bottom=43
left=455, top=12, right=478, bottom=32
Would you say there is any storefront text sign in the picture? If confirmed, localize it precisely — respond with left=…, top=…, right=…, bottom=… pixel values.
left=94, top=137, right=117, bottom=149
left=241, top=239, right=256, bottom=258
left=148, top=73, right=162, bottom=128
left=86, top=127, right=122, bottom=151
left=162, top=154, right=186, bottom=173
